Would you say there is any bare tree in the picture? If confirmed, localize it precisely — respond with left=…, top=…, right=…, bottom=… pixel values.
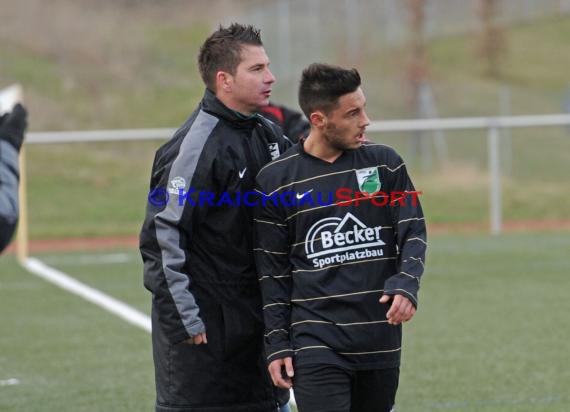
left=406, top=0, right=429, bottom=117
left=405, top=0, right=430, bottom=165
left=477, top=0, right=507, bottom=78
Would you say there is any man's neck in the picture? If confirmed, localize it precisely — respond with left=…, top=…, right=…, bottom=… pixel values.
left=303, top=134, right=343, bottom=163
left=215, top=92, right=256, bottom=117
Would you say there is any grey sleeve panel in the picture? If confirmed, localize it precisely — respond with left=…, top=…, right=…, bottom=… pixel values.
left=0, top=140, right=20, bottom=224
left=154, top=110, right=218, bottom=337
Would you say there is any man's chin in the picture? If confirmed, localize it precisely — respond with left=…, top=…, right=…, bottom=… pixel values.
left=335, top=144, right=360, bottom=152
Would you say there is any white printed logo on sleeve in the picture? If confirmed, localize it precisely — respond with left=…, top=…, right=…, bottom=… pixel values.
left=305, top=212, right=385, bottom=268
left=268, top=143, right=280, bottom=160
left=168, top=176, right=186, bottom=194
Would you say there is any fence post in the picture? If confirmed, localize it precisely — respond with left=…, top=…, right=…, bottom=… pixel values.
left=488, top=125, right=502, bottom=234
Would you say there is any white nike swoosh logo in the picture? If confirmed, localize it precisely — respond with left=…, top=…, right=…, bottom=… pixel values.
left=238, top=168, right=247, bottom=179
left=296, top=189, right=313, bottom=199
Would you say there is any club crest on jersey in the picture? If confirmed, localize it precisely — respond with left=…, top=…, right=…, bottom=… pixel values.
left=355, top=167, right=380, bottom=194
left=168, top=176, right=186, bottom=194
left=268, top=143, right=280, bottom=160
left=305, top=212, right=385, bottom=268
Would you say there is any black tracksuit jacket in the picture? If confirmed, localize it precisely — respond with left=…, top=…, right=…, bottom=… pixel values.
left=140, top=89, right=291, bottom=412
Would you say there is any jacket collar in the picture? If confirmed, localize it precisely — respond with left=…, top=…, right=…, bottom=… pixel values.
left=200, top=88, right=260, bottom=129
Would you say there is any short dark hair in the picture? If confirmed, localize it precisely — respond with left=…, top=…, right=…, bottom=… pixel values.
left=298, top=63, right=361, bottom=118
left=198, top=23, right=263, bottom=91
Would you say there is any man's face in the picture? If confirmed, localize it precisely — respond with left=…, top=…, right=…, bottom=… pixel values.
left=322, top=87, right=370, bottom=151
left=224, top=44, right=275, bottom=115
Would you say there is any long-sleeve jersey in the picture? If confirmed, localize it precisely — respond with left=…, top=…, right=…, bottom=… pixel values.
left=0, top=140, right=20, bottom=252
left=254, top=141, right=427, bottom=371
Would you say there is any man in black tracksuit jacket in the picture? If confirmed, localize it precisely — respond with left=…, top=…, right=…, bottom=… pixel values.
left=139, top=24, right=291, bottom=412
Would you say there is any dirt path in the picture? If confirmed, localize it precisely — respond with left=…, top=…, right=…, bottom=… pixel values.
left=5, top=235, right=139, bottom=254
left=428, top=219, right=570, bottom=234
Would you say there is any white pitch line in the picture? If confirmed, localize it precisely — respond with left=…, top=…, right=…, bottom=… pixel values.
left=41, top=253, right=132, bottom=265
left=21, top=258, right=297, bottom=407
left=0, top=378, right=20, bottom=387
left=22, top=257, right=151, bottom=333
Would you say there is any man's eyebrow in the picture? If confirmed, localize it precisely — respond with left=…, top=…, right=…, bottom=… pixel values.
left=344, top=106, right=361, bottom=116
left=345, top=100, right=366, bottom=114
left=248, top=61, right=270, bottom=69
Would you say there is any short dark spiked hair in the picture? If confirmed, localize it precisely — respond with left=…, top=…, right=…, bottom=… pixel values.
left=298, top=63, right=361, bottom=118
left=198, top=23, right=263, bottom=91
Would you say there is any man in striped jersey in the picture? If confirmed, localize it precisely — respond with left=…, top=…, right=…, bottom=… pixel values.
left=254, top=63, right=427, bottom=412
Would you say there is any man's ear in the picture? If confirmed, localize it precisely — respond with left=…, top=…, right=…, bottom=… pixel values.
left=216, top=71, right=232, bottom=93
left=309, top=111, right=326, bottom=128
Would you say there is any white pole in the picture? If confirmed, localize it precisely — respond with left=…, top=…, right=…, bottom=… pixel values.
left=488, top=126, right=502, bottom=235
left=500, top=86, right=512, bottom=176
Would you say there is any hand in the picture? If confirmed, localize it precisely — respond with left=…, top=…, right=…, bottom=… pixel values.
left=183, top=332, right=208, bottom=345
left=268, top=357, right=294, bottom=389
left=379, top=294, right=416, bottom=325
left=0, top=103, right=27, bottom=151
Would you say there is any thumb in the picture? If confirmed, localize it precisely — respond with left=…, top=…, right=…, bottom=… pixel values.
left=284, top=357, right=294, bottom=377
left=379, top=294, right=391, bottom=304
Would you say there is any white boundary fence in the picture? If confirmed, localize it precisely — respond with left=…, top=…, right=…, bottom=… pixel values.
left=25, top=113, right=570, bottom=236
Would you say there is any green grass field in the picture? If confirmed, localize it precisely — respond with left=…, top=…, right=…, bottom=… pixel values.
left=1, top=232, right=569, bottom=411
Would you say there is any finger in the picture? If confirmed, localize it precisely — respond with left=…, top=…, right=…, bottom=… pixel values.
left=190, top=333, right=204, bottom=345
left=284, top=357, right=295, bottom=378
left=400, top=297, right=415, bottom=318
left=402, top=306, right=416, bottom=322
left=197, top=333, right=208, bottom=344
left=395, top=296, right=412, bottom=323
left=391, top=296, right=416, bottom=324
left=268, top=362, right=291, bottom=389
left=386, top=297, right=402, bottom=321
left=275, top=374, right=292, bottom=389
left=383, top=297, right=399, bottom=324
left=268, top=361, right=285, bottom=386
